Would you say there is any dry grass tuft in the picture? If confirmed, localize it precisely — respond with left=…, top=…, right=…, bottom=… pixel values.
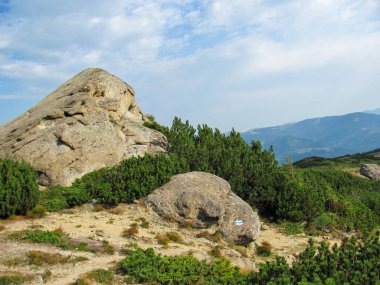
left=256, top=240, right=272, bottom=256
left=101, top=240, right=115, bottom=255
left=162, top=214, right=177, bottom=223
left=209, top=246, right=223, bottom=258
left=196, top=230, right=223, bottom=243
left=227, top=243, right=249, bottom=257
left=27, top=250, right=70, bottom=265
left=155, top=231, right=184, bottom=245
left=122, top=226, right=139, bottom=238
left=107, top=205, right=125, bottom=215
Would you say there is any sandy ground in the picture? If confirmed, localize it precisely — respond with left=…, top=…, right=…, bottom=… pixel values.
left=0, top=203, right=341, bottom=285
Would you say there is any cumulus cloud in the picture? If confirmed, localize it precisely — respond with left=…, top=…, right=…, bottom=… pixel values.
left=0, top=0, right=379, bottom=130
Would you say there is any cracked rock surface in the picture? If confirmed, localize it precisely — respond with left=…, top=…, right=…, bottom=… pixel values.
left=145, top=172, right=260, bottom=245
left=360, top=164, right=380, bottom=180
left=0, top=68, right=167, bottom=186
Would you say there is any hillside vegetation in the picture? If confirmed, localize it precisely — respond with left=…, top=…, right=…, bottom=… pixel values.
left=1, top=117, right=380, bottom=284
left=36, top=117, right=380, bottom=235
left=0, top=159, right=39, bottom=217
left=295, top=149, right=380, bottom=175
left=121, top=232, right=379, bottom=285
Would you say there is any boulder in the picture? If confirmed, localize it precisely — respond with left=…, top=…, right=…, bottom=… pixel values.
left=145, top=172, right=260, bottom=245
left=0, top=68, right=167, bottom=186
left=360, top=164, right=380, bottom=180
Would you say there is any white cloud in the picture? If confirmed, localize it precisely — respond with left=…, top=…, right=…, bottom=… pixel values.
left=0, top=0, right=379, bottom=130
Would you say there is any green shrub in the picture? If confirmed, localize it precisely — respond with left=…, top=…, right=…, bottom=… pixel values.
left=72, top=154, right=186, bottom=206
left=39, top=186, right=69, bottom=212
left=246, top=232, right=380, bottom=284
left=315, top=213, right=334, bottom=231
left=143, top=120, right=169, bottom=135
left=119, top=233, right=380, bottom=285
left=27, top=204, right=47, bottom=219
left=0, top=159, right=39, bottom=217
left=64, top=186, right=90, bottom=207
left=86, top=269, right=114, bottom=285
left=120, top=247, right=243, bottom=284
left=281, top=222, right=304, bottom=235
left=25, top=229, right=69, bottom=248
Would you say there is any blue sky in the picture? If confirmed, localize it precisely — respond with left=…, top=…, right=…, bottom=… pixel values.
left=0, top=0, right=379, bottom=131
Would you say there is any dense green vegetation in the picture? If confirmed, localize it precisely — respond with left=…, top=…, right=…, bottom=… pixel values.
left=38, top=117, right=380, bottom=234
left=120, top=247, right=242, bottom=284
left=161, top=118, right=380, bottom=234
left=0, top=158, right=39, bottom=217
left=40, top=154, right=185, bottom=209
left=120, top=232, right=380, bottom=285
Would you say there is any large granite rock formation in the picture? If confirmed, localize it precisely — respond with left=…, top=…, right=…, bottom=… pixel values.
left=145, top=172, right=260, bottom=245
left=0, top=68, right=167, bottom=186
left=360, top=164, right=380, bottom=180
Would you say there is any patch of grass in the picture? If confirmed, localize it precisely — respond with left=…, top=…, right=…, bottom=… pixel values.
left=87, top=269, right=114, bottom=285
left=209, top=246, right=223, bottom=258
left=8, top=229, right=95, bottom=253
left=0, top=272, right=33, bottom=285
left=155, top=234, right=170, bottom=245
left=26, top=205, right=47, bottom=219
left=165, top=232, right=183, bottom=243
left=74, top=242, right=95, bottom=253
left=0, top=225, right=5, bottom=232
left=3, top=257, right=24, bottom=267
left=122, top=226, right=139, bottom=238
left=94, top=204, right=106, bottom=212
left=179, top=220, right=194, bottom=229
left=227, top=243, right=248, bottom=257
left=75, top=269, right=115, bottom=285
left=41, top=270, right=52, bottom=282
left=107, top=205, right=125, bottom=215
left=101, top=241, right=115, bottom=255
left=155, top=232, right=184, bottom=246
left=196, top=230, right=223, bottom=243
left=162, top=213, right=177, bottom=223
left=281, top=222, right=304, bottom=235
left=7, top=214, right=16, bottom=220
left=256, top=240, right=272, bottom=257
left=138, top=218, right=149, bottom=229
left=27, top=251, right=89, bottom=266
left=5, top=229, right=67, bottom=248
left=25, top=229, right=69, bottom=248
left=72, top=278, right=90, bottom=285
left=72, top=256, right=89, bottom=263
left=27, top=250, right=69, bottom=266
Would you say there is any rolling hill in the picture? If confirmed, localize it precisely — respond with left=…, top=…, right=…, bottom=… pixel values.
left=241, top=112, right=380, bottom=163
left=294, top=148, right=380, bottom=176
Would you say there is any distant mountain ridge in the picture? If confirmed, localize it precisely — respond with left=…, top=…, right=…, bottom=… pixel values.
left=364, top=108, right=380, bottom=116
left=241, top=112, right=380, bottom=163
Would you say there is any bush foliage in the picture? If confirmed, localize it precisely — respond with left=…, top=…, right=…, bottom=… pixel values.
left=120, top=247, right=243, bottom=285
left=120, top=232, right=380, bottom=285
left=38, top=117, right=379, bottom=234
left=0, top=158, right=39, bottom=217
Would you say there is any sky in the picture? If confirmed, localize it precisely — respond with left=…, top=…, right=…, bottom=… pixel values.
left=0, top=0, right=379, bottom=132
